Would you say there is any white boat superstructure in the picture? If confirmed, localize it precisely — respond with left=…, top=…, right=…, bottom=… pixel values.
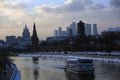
left=65, top=58, right=94, bottom=74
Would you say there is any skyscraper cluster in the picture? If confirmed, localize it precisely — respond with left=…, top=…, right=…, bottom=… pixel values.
left=53, top=20, right=99, bottom=38
left=46, top=20, right=99, bottom=43
left=54, top=22, right=77, bottom=38
left=85, top=24, right=99, bottom=36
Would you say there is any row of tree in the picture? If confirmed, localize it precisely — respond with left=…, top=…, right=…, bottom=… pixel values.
left=37, top=31, right=120, bottom=51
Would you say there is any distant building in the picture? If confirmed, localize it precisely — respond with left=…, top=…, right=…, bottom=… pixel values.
left=66, top=27, right=70, bottom=36
left=93, top=24, right=98, bottom=36
left=102, top=27, right=120, bottom=37
left=62, top=31, right=68, bottom=36
left=54, top=30, right=58, bottom=37
left=58, top=27, right=62, bottom=37
left=22, top=25, right=30, bottom=41
left=0, top=40, right=6, bottom=49
left=46, top=37, right=57, bottom=43
left=69, top=28, right=73, bottom=37
left=103, top=27, right=120, bottom=32
left=0, top=40, right=5, bottom=44
left=46, top=36, right=70, bottom=43
left=77, top=21, right=85, bottom=36
left=70, top=22, right=77, bottom=36
left=66, top=27, right=74, bottom=37
left=17, top=36, right=23, bottom=43
left=85, top=24, right=91, bottom=36
left=6, top=36, right=16, bottom=43
left=101, top=27, right=120, bottom=45
left=6, top=36, right=17, bottom=46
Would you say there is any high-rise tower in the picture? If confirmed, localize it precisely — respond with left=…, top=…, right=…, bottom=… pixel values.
left=85, top=24, right=91, bottom=36
left=54, top=30, right=58, bottom=37
left=77, top=21, right=85, bottom=36
left=22, top=25, right=30, bottom=41
left=70, top=22, right=77, bottom=36
left=58, top=27, right=62, bottom=37
left=31, top=22, right=39, bottom=51
left=93, top=24, right=98, bottom=36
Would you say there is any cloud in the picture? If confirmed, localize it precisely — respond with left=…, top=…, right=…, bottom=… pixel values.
left=35, top=0, right=94, bottom=13
left=110, top=0, right=120, bottom=8
left=3, top=1, right=27, bottom=9
left=62, top=0, right=91, bottom=12
left=35, top=0, right=108, bottom=14
left=91, top=3, right=106, bottom=10
left=0, top=0, right=9, bottom=2
left=0, top=0, right=33, bottom=10
left=108, top=0, right=120, bottom=19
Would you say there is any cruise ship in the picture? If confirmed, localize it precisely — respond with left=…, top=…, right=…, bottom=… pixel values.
left=64, top=58, right=95, bottom=74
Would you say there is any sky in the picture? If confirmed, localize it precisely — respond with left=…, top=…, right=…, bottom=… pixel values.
left=0, top=0, right=120, bottom=40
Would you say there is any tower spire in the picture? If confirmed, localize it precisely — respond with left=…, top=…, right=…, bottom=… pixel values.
left=31, top=22, right=39, bottom=51
left=33, top=22, right=37, bottom=36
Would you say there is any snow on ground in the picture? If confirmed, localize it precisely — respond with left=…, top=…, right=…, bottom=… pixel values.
left=18, top=52, right=120, bottom=63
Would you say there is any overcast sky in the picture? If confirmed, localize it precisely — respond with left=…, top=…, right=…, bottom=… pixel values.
left=0, top=0, right=120, bottom=40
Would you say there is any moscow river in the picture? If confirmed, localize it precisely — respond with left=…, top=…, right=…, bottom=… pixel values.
left=12, top=57, right=120, bottom=80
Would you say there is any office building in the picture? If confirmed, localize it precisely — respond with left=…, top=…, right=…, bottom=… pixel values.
left=58, top=27, right=62, bottom=37
left=54, top=30, right=58, bottom=37
left=85, top=24, right=91, bottom=36
left=0, top=40, right=6, bottom=48
left=6, top=36, right=16, bottom=45
left=66, top=27, right=70, bottom=35
left=93, top=24, right=98, bottom=36
left=70, top=22, right=77, bottom=36
left=77, top=21, right=85, bottom=36
left=66, top=27, right=73, bottom=36
left=17, top=36, right=23, bottom=43
left=62, top=31, right=68, bottom=36
left=103, top=27, right=120, bottom=32
left=69, top=28, right=73, bottom=37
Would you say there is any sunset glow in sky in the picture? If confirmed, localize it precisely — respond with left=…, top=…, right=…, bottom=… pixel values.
left=0, top=0, right=120, bottom=40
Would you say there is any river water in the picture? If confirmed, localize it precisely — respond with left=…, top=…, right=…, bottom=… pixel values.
left=12, top=57, right=120, bottom=80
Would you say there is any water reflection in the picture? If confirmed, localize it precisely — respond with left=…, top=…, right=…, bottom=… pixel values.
left=12, top=57, right=120, bottom=80
left=32, top=57, right=39, bottom=80
left=94, top=61, right=120, bottom=80
left=32, top=57, right=39, bottom=64
left=33, top=68, right=39, bottom=80
left=65, top=72, right=95, bottom=80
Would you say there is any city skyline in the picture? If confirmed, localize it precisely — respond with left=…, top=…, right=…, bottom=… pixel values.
left=0, top=0, right=120, bottom=40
